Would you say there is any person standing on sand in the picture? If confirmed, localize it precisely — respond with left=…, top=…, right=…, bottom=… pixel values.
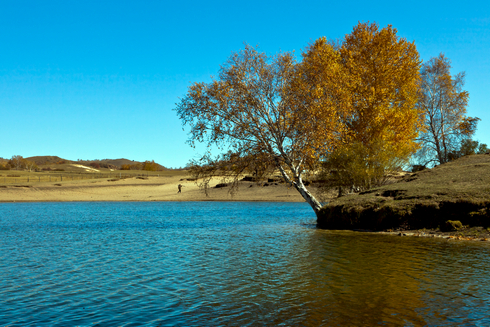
left=178, top=184, right=184, bottom=193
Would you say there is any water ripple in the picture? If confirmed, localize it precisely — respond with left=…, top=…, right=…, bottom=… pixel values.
left=1, top=202, right=490, bottom=326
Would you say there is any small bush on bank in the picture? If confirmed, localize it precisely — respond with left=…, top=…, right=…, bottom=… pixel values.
left=321, top=139, right=407, bottom=195
left=441, top=220, right=463, bottom=232
left=411, top=165, right=426, bottom=172
left=120, top=163, right=142, bottom=170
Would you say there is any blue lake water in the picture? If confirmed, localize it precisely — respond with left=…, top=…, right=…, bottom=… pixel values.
left=1, top=201, right=490, bottom=326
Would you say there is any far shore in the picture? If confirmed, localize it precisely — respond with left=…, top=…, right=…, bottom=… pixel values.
left=0, top=175, right=313, bottom=203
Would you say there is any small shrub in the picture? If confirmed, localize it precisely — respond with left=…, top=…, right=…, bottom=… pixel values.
left=120, top=164, right=131, bottom=170
left=124, top=163, right=143, bottom=170
left=411, top=165, right=426, bottom=172
left=441, top=220, right=463, bottom=232
left=321, top=139, right=406, bottom=193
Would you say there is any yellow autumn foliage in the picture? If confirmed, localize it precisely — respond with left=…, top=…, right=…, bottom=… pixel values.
left=339, top=22, right=423, bottom=163
left=323, top=139, right=405, bottom=192
left=298, top=22, right=423, bottom=189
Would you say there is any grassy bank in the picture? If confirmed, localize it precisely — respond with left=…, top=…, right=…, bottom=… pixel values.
left=318, top=154, right=490, bottom=232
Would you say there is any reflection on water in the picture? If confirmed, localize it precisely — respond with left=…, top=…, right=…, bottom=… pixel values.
left=1, top=202, right=490, bottom=326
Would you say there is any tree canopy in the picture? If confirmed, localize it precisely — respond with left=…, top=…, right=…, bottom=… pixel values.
left=176, top=22, right=424, bottom=215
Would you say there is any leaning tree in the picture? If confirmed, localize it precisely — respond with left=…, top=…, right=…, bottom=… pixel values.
left=175, top=44, right=345, bottom=214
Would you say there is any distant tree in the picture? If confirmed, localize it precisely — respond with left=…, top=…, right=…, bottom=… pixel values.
left=478, top=142, right=489, bottom=154
left=24, top=160, right=38, bottom=172
left=6, top=156, right=38, bottom=171
left=0, top=158, right=10, bottom=170
left=415, top=54, right=479, bottom=166
left=454, top=139, right=489, bottom=158
left=459, top=139, right=480, bottom=157
left=130, top=163, right=142, bottom=170
left=8, top=155, right=24, bottom=170
left=142, top=160, right=160, bottom=171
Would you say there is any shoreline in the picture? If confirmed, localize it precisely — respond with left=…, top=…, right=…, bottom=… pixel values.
left=326, top=228, right=490, bottom=243
left=0, top=198, right=303, bottom=203
left=3, top=161, right=490, bottom=243
left=378, top=229, right=490, bottom=242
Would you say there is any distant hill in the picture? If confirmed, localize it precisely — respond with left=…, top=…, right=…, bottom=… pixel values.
left=25, top=156, right=167, bottom=170
left=26, top=156, right=73, bottom=165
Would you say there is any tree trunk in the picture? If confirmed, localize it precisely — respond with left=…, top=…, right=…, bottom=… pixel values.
left=292, top=179, right=322, bottom=215
left=275, top=162, right=322, bottom=215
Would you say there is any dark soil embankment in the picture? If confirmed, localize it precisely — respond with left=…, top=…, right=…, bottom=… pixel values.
left=318, top=154, right=490, bottom=232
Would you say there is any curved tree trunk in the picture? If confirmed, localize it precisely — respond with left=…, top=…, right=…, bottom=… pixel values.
left=292, top=179, right=322, bottom=215
left=276, top=162, right=322, bottom=215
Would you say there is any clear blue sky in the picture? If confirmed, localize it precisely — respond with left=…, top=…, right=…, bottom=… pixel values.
left=1, top=0, right=489, bottom=168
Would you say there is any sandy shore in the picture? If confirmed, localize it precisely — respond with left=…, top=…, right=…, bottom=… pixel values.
left=0, top=176, right=311, bottom=202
